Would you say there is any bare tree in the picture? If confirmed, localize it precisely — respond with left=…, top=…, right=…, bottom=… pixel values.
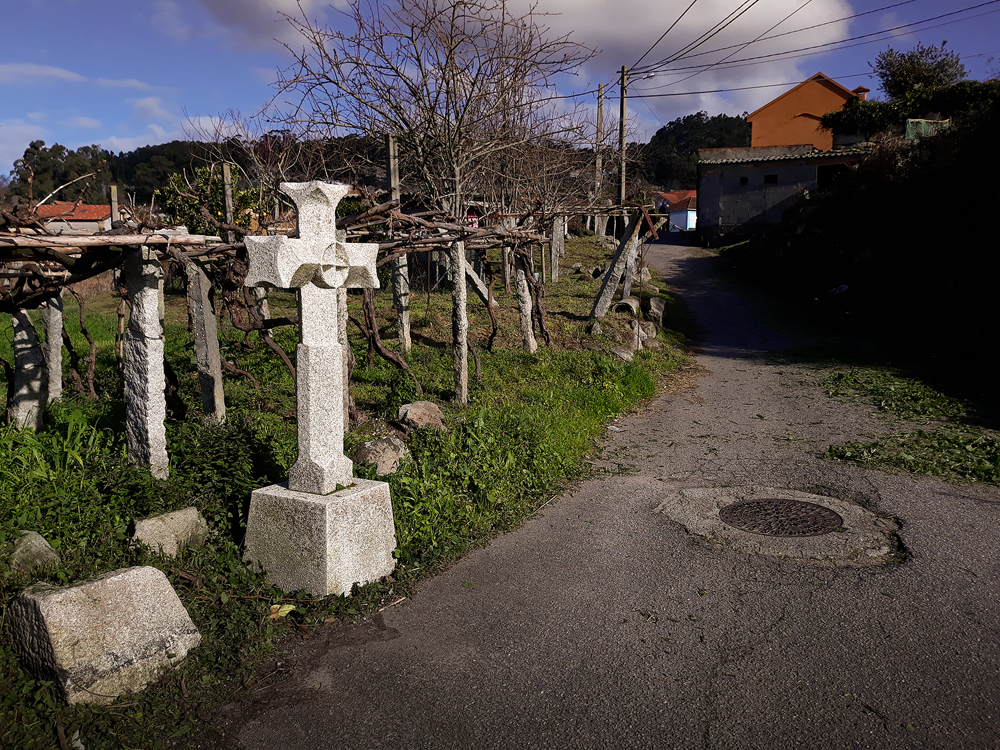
left=273, top=0, right=596, bottom=218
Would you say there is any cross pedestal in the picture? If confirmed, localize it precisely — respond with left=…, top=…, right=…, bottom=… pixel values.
left=242, top=182, right=396, bottom=597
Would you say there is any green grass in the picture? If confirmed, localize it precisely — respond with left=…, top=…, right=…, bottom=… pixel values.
left=821, top=369, right=970, bottom=422
left=825, top=427, right=1000, bottom=484
left=819, top=367, right=999, bottom=485
left=0, top=237, right=688, bottom=749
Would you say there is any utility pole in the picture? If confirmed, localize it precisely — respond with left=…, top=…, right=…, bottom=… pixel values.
left=619, top=65, right=627, bottom=206
left=595, top=83, right=604, bottom=200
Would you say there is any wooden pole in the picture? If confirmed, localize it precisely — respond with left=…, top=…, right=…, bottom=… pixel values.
left=595, top=83, right=604, bottom=201
left=222, top=163, right=236, bottom=245
left=619, top=66, right=627, bottom=207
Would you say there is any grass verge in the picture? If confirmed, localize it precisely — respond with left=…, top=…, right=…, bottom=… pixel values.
left=0, top=236, right=688, bottom=749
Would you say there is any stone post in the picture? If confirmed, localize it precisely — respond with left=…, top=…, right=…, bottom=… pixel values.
left=337, top=288, right=350, bottom=429
left=41, top=293, right=63, bottom=402
left=242, top=182, right=396, bottom=597
left=501, top=246, right=512, bottom=294
left=551, top=216, right=566, bottom=282
left=451, top=241, right=468, bottom=403
left=11, top=311, right=47, bottom=430
left=590, top=210, right=642, bottom=320
left=252, top=288, right=272, bottom=339
left=513, top=253, right=537, bottom=354
left=123, top=247, right=169, bottom=479
left=387, top=134, right=411, bottom=354
left=184, top=260, right=225, bottom=424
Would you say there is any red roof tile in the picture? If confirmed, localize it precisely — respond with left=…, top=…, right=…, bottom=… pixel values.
left=668, top=196, right=697, bottom=212
left=36, top=201, right=111, bottom=222
left=657, top=190, right=696, bottom=204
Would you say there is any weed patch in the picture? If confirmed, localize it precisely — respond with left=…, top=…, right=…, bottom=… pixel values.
left=822, top=369, right=969, bottom=422
left=820, top=368, right=999, bottom=486
left=826, top=428, right=1000, bottom=484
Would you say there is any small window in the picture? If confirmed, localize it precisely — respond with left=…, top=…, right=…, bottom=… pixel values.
left=739, top=176, right=749, bottom=186
left=764, top=174, right=778, bottom=184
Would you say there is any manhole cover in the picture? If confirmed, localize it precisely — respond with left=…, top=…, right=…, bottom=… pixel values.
left=718, top=499, right=843, bottom=537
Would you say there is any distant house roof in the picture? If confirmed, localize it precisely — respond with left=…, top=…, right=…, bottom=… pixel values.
left=657, top=190, right=696, bottom=205
left=36, top=201, right=112, bottom=222
left=668, top=196, right=697, bottom=212
left=698, top=143, right=874, bottom=165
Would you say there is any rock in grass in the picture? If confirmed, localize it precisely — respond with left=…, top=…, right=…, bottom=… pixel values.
left=614, top=297, right=640, bottom=316
left=130, top=507, right=208, bottom=557
left=398, top=401, right=446, bottom=431
left=609, top=346, right=635, bottom=362
left=8, top=566, right=201, bottom=705
left=352, top=437, right=410, bottom=476
left=643, top=297, right=666, bottom=327
left=10, top=531, right=61, bottom=572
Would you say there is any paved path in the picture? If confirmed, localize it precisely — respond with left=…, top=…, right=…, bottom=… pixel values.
left=213, top=237, right=1000, bottom=749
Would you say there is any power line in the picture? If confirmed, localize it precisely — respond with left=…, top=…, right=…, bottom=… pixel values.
left=664, top=0, right=766, bottom=65
left=628, top=74, right=873, bottom=100
left=634, top=1, right=1000, bottom=82
left=633, top=0, right=920, bottom=73
left=632, top=0, right=701, bottom=69
left=547, top=40, right=996, bottom=107
left=628, top=8, right=999, bottom=88
left=660, top=0, right=816, bottom=93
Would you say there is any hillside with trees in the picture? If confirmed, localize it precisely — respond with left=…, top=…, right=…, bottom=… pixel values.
left=641, top=111, right=750, bottom=189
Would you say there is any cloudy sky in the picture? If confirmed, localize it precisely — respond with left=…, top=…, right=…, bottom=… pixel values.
left=3, top=0, right=998, bottom=175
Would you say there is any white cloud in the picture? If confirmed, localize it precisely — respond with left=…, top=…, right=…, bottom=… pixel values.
left=134, top=97, right=172, bottom=121
left=190, top=0, right=336, bottom=48
left=0, top=63, right=86, bottom=84
left=154, top=0, right=204, bottom=41
left=252, top=66, right=277, bottom=85
left=0, top=120, right=49, bottom=173
left=97, top=77, right=154, bottom=90
left=66, top=116, right=103, bottom=129
left=505, top=0, right=855, bottom=136
left=98, top=124, right=188, bottom=154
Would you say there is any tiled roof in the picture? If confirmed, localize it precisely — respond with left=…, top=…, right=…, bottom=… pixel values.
left=36, top=201, right=111, bottom=222
left=668, top=196, right=697, bottom=212
left=657, top=190, right=696, bottom=205
left=699, top=144, right=875, bottom=165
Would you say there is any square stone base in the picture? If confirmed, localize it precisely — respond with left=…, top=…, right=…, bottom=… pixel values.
left=244, top=479, right=396, bottom=597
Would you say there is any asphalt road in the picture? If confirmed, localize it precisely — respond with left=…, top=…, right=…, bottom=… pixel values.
left=209, top=235, right=1000, bottom=750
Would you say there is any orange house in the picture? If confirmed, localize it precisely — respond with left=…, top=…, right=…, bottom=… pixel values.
left=747, top=72, right=869, bottom=151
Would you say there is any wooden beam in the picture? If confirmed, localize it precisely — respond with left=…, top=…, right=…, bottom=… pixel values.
left=0, top=233, right=222, bottom=248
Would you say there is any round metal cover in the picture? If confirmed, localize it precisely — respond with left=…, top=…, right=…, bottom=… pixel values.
left=718, top=498, right=843, bottom=537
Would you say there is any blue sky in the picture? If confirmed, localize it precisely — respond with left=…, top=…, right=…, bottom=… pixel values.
left=3, top=0, right=998, bottom=177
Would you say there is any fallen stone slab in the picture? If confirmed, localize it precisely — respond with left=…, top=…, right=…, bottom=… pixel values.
left=398, top=401, right=446, bottom=431
left=130, top=507, right=209, bottom=557
left=9, top=530, right=61, bottom=572
left=8, top=566, right=201, bottom=704
left=351, top=437, right=409, bottom=476
left=655, top=485, right=900, bottom=567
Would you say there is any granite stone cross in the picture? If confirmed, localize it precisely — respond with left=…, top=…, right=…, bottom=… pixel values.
left=245, top=182, right=379, bottom=495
